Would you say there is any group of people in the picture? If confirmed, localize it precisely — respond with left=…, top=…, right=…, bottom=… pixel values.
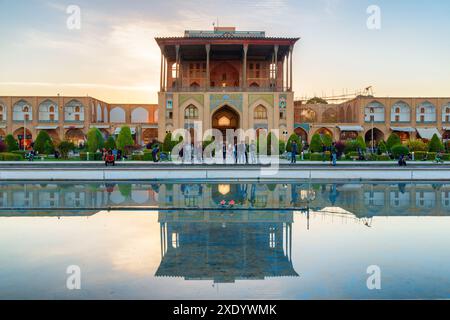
left=179, top=141, right=259, bottom=164
left=101, top=148, right=126, bottom=166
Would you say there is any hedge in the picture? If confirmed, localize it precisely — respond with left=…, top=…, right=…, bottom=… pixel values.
left=391, top=145, right=409, bottom=158
left=80, top=152, right=103, bottom=161
left=132, top=154, right=144, bottom=161
left=0, top=152, right=23, bottom=161
left=377, top=155, right=391, bottom=161
left=10, top=150, right=27, bottom=159
left=414, top=151, right=428, bottom=160
left=310, top=152, right=330, bottom=161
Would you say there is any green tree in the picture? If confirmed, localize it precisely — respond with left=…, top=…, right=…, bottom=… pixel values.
left=57, top=141, right=75, bottom=159
left=5, top=134, right=19, bottom=152
left=309, top=134, right=323, bottom=153
left=44, top=140, right=55, bottom=155
left=391, top=144, right=409, bottom=158
left=116, top=126, right=134, bottom=154
left=356, top=136, right=366, bottom=150
left=267, top=132, right=279, bottom=155
left=306, top=97, right=328, bottom=104
left=428, top=134, right=444, bottom=152
left=406, top=139, right=428, bottom=152
left=386, top=133, right=401, bottom=151
left=34, top=131, right=53, bottom=154
left=378, top=140, right=388, bottom=154
left=321, top=134, right=333, bottom=147
left=286, top=134, right=302, bottom=153
left=104, top=135, right=116, bottom=150
left=163, top=132, right=175, bottom=153
left=86, top=128, right=104, bottom=153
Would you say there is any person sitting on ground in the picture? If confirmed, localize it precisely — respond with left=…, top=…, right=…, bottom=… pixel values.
left=435, top=151, right=444, bottom=164
left=105, top=150, right=115, bottom=166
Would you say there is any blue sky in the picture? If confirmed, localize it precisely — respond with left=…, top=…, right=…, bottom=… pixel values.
left=0, top=0, right=449, bottom=103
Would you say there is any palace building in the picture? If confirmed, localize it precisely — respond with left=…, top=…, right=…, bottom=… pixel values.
left=1, top=27, right=450, bottom=148
left=0, top=96, right=158, bottom=149
left=155, top=27, right=299, bottom=142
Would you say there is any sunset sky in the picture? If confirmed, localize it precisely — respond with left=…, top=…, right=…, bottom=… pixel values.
left=1, top=0, right=449, bottom=103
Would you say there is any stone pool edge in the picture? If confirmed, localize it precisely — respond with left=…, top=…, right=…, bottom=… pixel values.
left=1, top=167, right=450, bottom=181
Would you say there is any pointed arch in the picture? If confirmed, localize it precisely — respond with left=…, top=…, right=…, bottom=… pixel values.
left=39, top=99, right=58, bottom=122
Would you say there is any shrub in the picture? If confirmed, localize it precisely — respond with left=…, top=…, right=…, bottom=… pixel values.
left=386, top=133, right=401, bottom=151
left=279, top=140, right=286, bottom=154
left=116, top=126, right=134, bottom=154
left=378, top=140, right=388, bottom=154
left=303, top=153, right=311, bottom=160
left=345, top=138, right=366, bottom=153
left=345, top=151, right=360, bottom=160
left=407, top=139, right=428, bottom=152
left=0, top=152, right=23, bottom=161
left=58, top=141, right=76, bottom=159
left=132, top=154, right=144, bottom=161
left=44, top=140, right=55, bottom=155
left=104, top=136, right=116, bottom=150
left=10, top=150, right=27, bottom=159
left=309, top=134, right=323, bottom=153
left=442, top=153, right=450, bottom=161
left=87, top=128, right=105, bottom=153
left=286, top=134, right=302, bottom=153
left=80, top=152, right=102, bottom=161
left=428, top=152, right=437, bottom=160
left=391, top=144, right=409, bottom=158
left=310, top=153, right=325, bottom=161
left=0, top=140, right=7, bottom=153
left=377, top=155, right=391, bottom=161
left=143, top=151, right=153, bottom=161
left=5, top=134, right=19, bottom=152
left=34, top=131, right=53, bottom=154
left=428, top=134, right=444, bottom=152
left=356, top=136, right=366, bottom=150
left=414, top=151, right=428, bottom=161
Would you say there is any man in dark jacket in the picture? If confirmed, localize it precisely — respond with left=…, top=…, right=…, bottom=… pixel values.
left=291, top=141, right=298, bottom=164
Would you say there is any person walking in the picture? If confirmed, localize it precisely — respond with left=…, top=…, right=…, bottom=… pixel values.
left=237, top=142, right=246, bottom=164
left=152, top=144, right=160, bottom=162
left=291, top=141, right=298, bottom=164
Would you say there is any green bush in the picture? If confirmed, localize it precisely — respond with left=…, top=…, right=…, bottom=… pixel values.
left=5, top=134, right=19, bottom=152
left=428, top=134, right=444, bottom=152
left=378, top=140, right=388, bottom=154
left=414, top=151, right=428, bottom=161
left=10, top=150, right=27, bottom=159
left=345, top=151, right=359, bottom=160
left=116, top=126, right=134, bottom=154
left=143, top=152, right=153, bottom=161
left=44, top=140, right=55, bottom=155
left=132, top=154, right=144, bottom=161
left=58, top=141, right=76, bottom=159
left=442, top=154, right=450, bottom=161
left=391, top=144, right=409, bottom=158
left=407, top=139, right=428, bottom=152
left=309, top=134, right=323, bottom=153
left=286, top=134, right=302, bottom=153
left=278, top=140, right=286, bottom=154
left=310, top=153, right=324, bottom=161
left=345, top=138, right=365, bottom=153
left=428, top=152, right=437, bottom=160
left=0, top=152, right=23, bottom=161
left=34, top=131, right=54, bottom=154
left=386, top=133, right=401, bottom=151
left=87, top=128, right=105, bottom=153
left=377, top=155, right=391, bottom=161
left=104, top=136, right=116, bottom=150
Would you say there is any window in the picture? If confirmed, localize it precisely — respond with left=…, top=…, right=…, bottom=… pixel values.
left=254, top=105, right=268, bottom=120
left=218, top=116, right=231, bottom=127
left=166, top=110, right=173, bottom=120
left=270, top=63, right=276, bottom=79
left=171, top=63, right=179, bottom=78
left=185, top=105, right=198, bottom=120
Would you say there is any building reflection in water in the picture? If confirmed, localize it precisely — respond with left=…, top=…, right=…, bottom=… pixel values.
left=156, top=211, right=298, bottom=283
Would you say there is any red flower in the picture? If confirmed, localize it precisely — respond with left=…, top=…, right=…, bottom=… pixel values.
left=220, top=200, right=226, bottom=206
left=229, top=200, right=235, bottom=206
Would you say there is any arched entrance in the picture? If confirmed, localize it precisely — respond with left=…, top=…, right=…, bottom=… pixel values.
left=365, top=128, right=385, bottom=145
left=143, top=128, right=158, bottom=145
left=13, top=128, right=33, bottom=150
left=212, top=105, right=240, bottom=142
left=65, top=128, right=86, bottom=147
left=316, top=128, right=333, bottom=140
left=443, top=130, right=450, bottom=141
left=0, top=129, right=5, bottom=141
left=294, top=127, right=308, bottom=143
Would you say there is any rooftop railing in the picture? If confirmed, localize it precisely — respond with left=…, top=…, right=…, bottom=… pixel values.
left=166, top=86, right=291, bottom=93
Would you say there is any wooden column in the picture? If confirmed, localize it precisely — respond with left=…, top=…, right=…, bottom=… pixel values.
left=242, top=44, right=248, bottom=90
left=274, top=45, right=279, bottom=89
left=206, top=44, right=210, bottom=90
left=160, top=46, right=164, bottom=92
left=175, top=45, right=180, bottom=90
left=289, top=45, right=293, bottom=91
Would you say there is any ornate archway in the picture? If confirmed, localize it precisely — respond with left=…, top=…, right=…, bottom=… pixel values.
left=365, top=128, right=384, bottom=144
left=294, top=127, right=308, bottom=143
left=212, top=105, right=240, bottom=141
left=13, top=128, right=33, bottom=150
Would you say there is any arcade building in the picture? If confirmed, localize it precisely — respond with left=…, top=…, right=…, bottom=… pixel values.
left=1, top=27, right=450, bottom=148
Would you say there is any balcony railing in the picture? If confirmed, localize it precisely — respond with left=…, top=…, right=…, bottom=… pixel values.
left=166, top=86, right=291, bottom=93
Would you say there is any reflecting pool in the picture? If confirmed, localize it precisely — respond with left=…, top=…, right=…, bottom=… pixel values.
left=0, top=182, right=449, bottom=299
